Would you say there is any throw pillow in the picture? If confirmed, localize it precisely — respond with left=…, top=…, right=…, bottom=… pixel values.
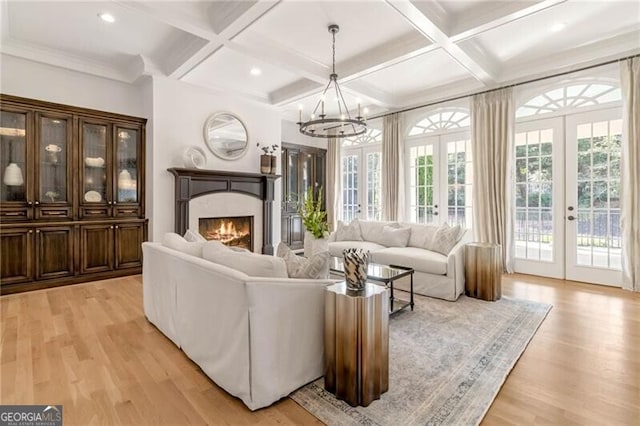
left=204, top=250, right=288, bottom=278
left=426, top=223, right=462, bottom=255
left=335, top=219, right=363, bottom=241
left=162, top=232, right=205, bottom=257
left=276, top=242, right=330, bottom=279
left=201, top=240, right=231, bottom=258
left=184, top=229, right=207, bottom=242
left=378, top=225, right=411, bottom=247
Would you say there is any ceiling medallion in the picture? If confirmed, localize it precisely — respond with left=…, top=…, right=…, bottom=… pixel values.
left=297, top=24, right=367, bottom=139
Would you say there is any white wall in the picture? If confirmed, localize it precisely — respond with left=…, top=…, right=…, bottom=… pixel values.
left=149, top=76, right=282, bottom=243
left=0, top=54, right=144, bottom=117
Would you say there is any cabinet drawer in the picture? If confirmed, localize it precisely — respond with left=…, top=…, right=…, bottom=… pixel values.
left=0, top=209, right=28, bottom=221
left=79, top=206, right=110, bottom=219
left=35, top=207, right=72, bottom=220
left=114, top=206, right=140, bottom=218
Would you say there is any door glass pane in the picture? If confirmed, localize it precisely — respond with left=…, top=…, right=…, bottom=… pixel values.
left=408, top=144, right=435, bottom=223
left=116, top=128, right=138, bottom=203
left=342, top=155, right=358, bottom=222
left=514, top=128, right=554, bottom=261
left=301, top=153, right=312, bottom=196
left=574, top=119, right=621, bottom=269
left=39, top=117, right=68, bottom=203
left=366, top=152, right=381, bottom=220
left=0, top=111, right=27, bottom=202
left=83, top=123, right=107, bottom=203
left=287, top=151, right=298, bottom=204
left=446, top=139, right=472, bottom=228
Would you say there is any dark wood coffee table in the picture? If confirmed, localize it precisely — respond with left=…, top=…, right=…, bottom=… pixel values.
left=329, top=257, right=414, bottom=315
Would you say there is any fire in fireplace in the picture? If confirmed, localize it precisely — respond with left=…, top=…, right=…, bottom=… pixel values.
left=199, top=216, right=253, bottom=251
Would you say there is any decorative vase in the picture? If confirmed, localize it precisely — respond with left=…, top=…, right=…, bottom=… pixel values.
left=304, top=231, right=329, bottom=258
left=270, top=155, right=277, bottom=174
left=3, top=163, right=24, bottom=186
left=343, top=248, right=369, bottom=291
left=260, top=154, right=271, bottom=174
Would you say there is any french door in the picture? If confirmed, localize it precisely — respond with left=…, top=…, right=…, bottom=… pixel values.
left=406, top=132, right=472, bottom=227
left=514, top=108, right=622, bottom=286
left=565, top=109, right=622, bottom=285
left=342, top=147, right=381, bottom=221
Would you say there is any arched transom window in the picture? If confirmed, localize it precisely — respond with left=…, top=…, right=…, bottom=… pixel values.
left=517, top=83, right=621, bottom=118
left=342, top=128, right=382, bottom=147
left=408, top=108, right=470, bottom=136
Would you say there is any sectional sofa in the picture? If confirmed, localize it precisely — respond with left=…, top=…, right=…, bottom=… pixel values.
left=142, top=240, right=335, bottom=410
left=328, top=220, right=471, bottom=301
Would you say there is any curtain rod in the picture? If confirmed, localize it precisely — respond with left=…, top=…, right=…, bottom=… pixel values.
left=369, top=53, right=640, bottom=120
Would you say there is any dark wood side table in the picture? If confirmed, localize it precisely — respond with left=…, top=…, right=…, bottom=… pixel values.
left=465, top=242, right=502, bottom=301
left=324, top=282, right=389, bottom=407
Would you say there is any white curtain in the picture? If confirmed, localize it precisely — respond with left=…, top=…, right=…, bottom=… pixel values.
left=382, top=113, right=404, bottom=221
left=471, top=88, right=515, bottom=273
left=325, top=137, right=342, bottom=231
left=620, top=58, right=640, bottom=292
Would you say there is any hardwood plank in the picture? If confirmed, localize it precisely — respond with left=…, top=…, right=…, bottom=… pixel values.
left=0, top=274, right=638, bottom=425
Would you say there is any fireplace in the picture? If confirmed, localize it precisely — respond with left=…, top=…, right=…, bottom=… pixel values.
left=199, top=216, right=253, bottom=251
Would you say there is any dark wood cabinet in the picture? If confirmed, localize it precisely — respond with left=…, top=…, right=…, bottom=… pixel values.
left=115, top=222, right=145, bottom=269
left=80, top=223, right=114, bottom=274
left=280, top=143, right=326, bottom=250
left=35, top=226, right=74, bottom=279
left=0, top=94, right=148, bottom=295
left=0, top=227, right=33, bottom=284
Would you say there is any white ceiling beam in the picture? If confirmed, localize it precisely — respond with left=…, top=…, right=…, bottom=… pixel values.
left=116, top=1, right=282, bottom=80
left=215, top=1, right=280, bottom=40
left=450, top=0, right=568, bottom=43
left=270, top=79, right=324, bottom=106
left=385, top=0, right=498, bottom=85
left=232, top=32, right=399, bottom=108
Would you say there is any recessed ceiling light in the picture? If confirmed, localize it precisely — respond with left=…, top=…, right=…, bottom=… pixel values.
left=550, top=22, right=566, bottom=32
left=250, top=67, right=262, bottom=76
left=98, top=13, right=115, bottom=23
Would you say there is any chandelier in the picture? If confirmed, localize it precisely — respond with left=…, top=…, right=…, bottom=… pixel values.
left=297, top=24, right=367, bottom=139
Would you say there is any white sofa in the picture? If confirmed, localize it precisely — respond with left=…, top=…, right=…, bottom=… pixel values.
left=142, top=242, right=335, bottom=410
left=328, top=221, right=471, bottom=301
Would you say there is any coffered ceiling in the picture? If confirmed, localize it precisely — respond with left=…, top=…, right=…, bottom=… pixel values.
left=2, top=0, right=639, bottom=122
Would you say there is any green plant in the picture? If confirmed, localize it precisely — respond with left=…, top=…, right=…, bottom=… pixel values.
left=298, top=186, right=329, bottom=239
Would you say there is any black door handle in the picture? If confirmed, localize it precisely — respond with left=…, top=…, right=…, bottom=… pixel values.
left=568, top=215, right=575, bottom=221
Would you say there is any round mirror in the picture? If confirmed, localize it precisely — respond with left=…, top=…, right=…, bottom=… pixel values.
left=203, top=112, right=249, bottom=160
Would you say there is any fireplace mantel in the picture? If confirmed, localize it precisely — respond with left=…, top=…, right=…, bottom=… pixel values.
left=168, top=168, right=281, bottom=254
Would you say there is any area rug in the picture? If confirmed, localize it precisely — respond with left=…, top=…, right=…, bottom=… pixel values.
left=290, top=293, right=551, bottom=426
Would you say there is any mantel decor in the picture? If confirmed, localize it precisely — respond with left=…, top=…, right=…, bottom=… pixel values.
left=297, top=24, right=367, bottom=139
left=168, top=168, right=280, bottom=254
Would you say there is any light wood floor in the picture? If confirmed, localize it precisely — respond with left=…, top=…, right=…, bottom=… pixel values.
left=1, top=274, right=638, bottom=425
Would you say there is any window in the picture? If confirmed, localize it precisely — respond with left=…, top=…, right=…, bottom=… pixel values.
left=406, top=108, right=472, bottom=227
left=341, top=127, right=382, bottom=221
left=516, top=83, right=621, bottom=118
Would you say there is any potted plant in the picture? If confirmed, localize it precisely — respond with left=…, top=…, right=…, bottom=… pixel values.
left=257, top=143, right=279, bottom=174
left=298, top=186, right=329, bottom=258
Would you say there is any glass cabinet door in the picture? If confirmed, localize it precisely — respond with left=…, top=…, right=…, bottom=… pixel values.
left=286, top=150, right=299, bottom=211
left=38, top=115, right=70, bottom=205
left=82, top=122, right=109, bottom=204
left=115, top=127, right=138, bottom=204
left=0, top=110, right=28, bottom=203
left=300, top=152, right=313, bottom=197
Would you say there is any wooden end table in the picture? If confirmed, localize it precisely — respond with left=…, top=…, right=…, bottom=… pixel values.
left=465, top=242, right=502, bottom=301
left=324, top=282, right=389, bottom=407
